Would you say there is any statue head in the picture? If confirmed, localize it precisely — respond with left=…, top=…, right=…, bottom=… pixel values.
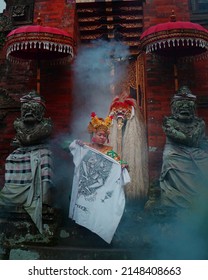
left=20, top=91, right=46, bottom=123
left=171, top=86, right=196, bottom=122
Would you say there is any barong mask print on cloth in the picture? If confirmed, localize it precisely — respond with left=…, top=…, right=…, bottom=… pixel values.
left=69, top=140, right=130, bottom=243
left=78, top=150, right=113, bottom=200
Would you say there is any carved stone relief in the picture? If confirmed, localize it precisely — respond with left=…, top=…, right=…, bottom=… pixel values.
left=0, top=88, right=20, bottom=122
left=6, top=0, right=34, bottom=26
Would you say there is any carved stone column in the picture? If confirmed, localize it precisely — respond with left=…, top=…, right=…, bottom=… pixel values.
left=4, top=0, right=34, bottom=26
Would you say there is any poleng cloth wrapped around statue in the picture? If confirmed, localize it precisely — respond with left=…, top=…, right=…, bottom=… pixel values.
left=5, top=145, right=53, bottom=185
left=0, top=144, right=53, bottom=233
left=69, top=140, right=130, bottom=243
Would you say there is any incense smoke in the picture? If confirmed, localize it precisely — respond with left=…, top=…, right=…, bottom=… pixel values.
left=117, top=187, right=208, bottom=260
left=71, top=39, right=130, bottom=140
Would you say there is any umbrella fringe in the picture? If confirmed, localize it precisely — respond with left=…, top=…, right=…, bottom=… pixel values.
left=146, top=38, right=208, bottom=54
left=6, top=41, right=74, bottom=58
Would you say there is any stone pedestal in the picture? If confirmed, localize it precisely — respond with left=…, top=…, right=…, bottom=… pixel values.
left=0, top=205, right=60, bottom=259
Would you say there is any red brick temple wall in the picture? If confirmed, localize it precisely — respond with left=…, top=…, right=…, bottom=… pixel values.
left=0, top=0, right=208, bottom=188
left=33, top=0, right=79, bottom=135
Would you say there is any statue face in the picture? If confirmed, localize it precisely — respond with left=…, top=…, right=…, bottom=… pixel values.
left=172, top=99, right=196, bottom=122
left=21, top=102, right=45, bottom=123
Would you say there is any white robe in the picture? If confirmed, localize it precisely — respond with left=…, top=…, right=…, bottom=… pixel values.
left=69, top=140, right=130, bottom=243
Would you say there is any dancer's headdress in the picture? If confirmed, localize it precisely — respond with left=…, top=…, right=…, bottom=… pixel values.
left=87, top=112, right=113, bottom=134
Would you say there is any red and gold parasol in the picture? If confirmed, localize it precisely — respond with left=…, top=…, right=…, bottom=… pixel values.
left=140, top=11, right=208, bottom=90
left=4, top=16, right=75, bottom=93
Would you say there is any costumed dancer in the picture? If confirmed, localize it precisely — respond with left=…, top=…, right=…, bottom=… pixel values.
left=68, top=112, right=130, bottom=243
left=0, top=91, right=53, bottom=233
left=109, top=91, right=149, bottom=200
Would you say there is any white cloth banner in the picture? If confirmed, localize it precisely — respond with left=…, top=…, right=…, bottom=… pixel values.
left=69, top=140, right=130, bottom=243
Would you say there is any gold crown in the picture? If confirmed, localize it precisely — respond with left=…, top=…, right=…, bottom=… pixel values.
left=88, top=112, right=113, bottom=133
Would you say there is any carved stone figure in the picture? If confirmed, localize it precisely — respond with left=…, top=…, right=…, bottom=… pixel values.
left=160, top=86, right=208, bottom=209
left=0, top=91, right=53, bottom=233
left=12, top=91, right=52, bottom=147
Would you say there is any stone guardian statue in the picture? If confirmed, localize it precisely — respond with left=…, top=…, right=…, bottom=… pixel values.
left=160, top=86, right=208, bottom=209
left=0, top=91, right=53, bottom=233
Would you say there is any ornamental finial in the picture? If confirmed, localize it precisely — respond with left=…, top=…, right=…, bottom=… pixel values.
left=37, top=13, right=42, bottom=25
left=170, top=10, right=176, bottom=22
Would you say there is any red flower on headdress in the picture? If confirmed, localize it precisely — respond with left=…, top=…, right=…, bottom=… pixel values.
left=91, top=112, right=96, bottom=117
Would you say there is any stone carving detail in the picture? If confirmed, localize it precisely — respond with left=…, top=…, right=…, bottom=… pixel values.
left=76, top=1, right=144, bottom=55
left=12, top=91, right=52, bottom=147
left=115, top=60, right=136, bottom=96
left=12, top=5, right=26, bottom=18
left=79, top=17, right=101, bottom=22
left=6, top=0, right=34, bottom=26
left=0, top=87, right=20, bottom=108
left=0, top=88, right=20, bottom=122
left=0, top=13, right=13, bottom=32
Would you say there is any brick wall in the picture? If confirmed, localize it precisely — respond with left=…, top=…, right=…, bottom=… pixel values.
left=33, top=0, right=78, bottom=135
left=143, top=0, right=190, bottom=28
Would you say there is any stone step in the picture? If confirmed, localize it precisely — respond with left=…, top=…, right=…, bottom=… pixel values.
left=9, top=245, right=131, bottom=260
left=0, top=203, right=153, bottom=260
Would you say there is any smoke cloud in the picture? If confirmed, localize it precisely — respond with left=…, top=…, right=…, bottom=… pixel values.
left=117, top=190, right=208, bottom=260
left=71, top=39, right=130, bottom=140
